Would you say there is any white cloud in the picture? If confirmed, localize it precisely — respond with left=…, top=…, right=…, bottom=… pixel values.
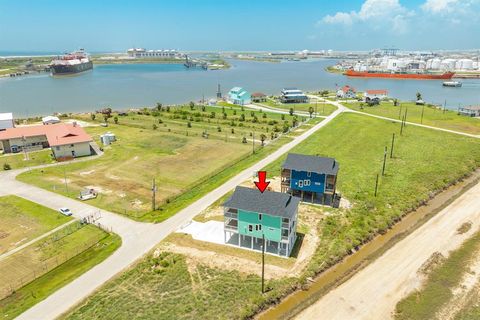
left=322, top=12, right=354, bottom=25
left=320, top=0, right=413, bottom=34
left=421, top=0, right=459, bottom=14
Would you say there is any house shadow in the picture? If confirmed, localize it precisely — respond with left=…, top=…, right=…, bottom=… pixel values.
left=289, top=232, right=305, bottom=259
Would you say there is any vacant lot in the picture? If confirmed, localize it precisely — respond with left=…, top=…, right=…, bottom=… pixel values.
left=0, top=195, right=71, bottom=255
left=0, top=228, right=120, bottom=320
left=346, top=100, right=480, bottom=135
left=60, top=112, right=480, bottom=320
left=0, top=224, right=107, bottom=299
left=64, top=252, right=295, bottom=320
left=18, top=125, right=251, bottom=219
left=264, top=112, right=480, bottom=278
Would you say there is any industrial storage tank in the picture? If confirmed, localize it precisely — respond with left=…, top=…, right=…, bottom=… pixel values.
left=430, top=58, right=441, bottom=70
left=459, top=59, right=474, bottom=70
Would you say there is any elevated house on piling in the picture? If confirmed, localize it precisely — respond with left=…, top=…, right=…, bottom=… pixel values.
left=223, top=186, right=300, bottom=257
left=281, top=153, right=339, bottom=205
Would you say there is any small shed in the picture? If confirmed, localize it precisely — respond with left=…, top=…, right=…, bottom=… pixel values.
left=42, top=116, right=61, bottom=125
left=100, top=132, right=116, bottom=145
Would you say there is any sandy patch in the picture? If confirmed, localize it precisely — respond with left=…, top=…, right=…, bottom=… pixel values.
left=106, top=174, right=121, bottom=180
left=79, top=170, right=95, bottom=176
left=155, top=244, right=286, bottom=279
left=435, top=246, right=480, bottom=320
left=131, top=199, right=143, bottom=209
left=118, top=192, right=126, bottom=198
left=85, top=185, right=112, bottom=194
left=64, top=119, right=98, bottom=127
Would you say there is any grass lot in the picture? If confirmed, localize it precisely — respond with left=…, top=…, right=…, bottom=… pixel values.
left=18, top=105, right=316, bottom=222
left=0, top=195, right=71, bottom=255
left=60, top=112, right=480, bottom=320
left=1, top=149, right=54, bottom=170
left=63, top=252, right=296, bottom=320
left=17, top=125, right=251, bottom=219
left=258, top=99, right=337, bottom=116
left=0, top=231, right=120, bottom=320
left=395, top=231, right=480, bottom=320
left=0, top=224, right=107, bottom=299
left=263, top=112, right=480, bottom=279
left=345, top=100, right=480, bottom=135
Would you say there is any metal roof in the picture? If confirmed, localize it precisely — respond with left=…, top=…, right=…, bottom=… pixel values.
left=0, top=113, right=13, bottom=121
left=223, top=186, right=300, bottom=219
left=282, top=153, right=339, bottom=175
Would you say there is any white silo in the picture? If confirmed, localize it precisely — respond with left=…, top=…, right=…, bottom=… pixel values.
left=431, top=58, right=441, bottom=70
left=460, top=59, right=474, bottom=70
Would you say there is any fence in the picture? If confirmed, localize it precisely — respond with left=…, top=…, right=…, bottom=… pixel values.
left=0, top=218, right=107, bottom=300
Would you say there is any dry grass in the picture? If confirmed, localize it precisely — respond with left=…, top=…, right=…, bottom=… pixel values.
left=0, top=196, right=71, bottom=255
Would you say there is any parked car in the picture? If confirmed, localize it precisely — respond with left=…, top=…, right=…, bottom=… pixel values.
left=59, top=208, right=73, bottom=216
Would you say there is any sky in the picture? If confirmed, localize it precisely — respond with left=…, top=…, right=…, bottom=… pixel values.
left=0, top=0, right=479, bottom=52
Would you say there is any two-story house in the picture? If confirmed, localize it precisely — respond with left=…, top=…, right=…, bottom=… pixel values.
left=281, top=153, right=339, bottom=205
left=223, top=186, right=300, bottom=257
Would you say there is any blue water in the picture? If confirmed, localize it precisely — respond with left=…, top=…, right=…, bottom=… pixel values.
left=0, top=59, right=479, bottom=117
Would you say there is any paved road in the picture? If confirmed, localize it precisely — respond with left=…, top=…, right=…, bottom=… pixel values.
left=4, top=102, right=345, bottom=319
left=296, top=180, right=480, bottom=320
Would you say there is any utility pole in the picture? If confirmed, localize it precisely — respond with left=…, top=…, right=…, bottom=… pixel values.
left=252, top=131, right=255, bottom=154
left=374, top=174, right=379, bottom=197
left=443, top=99, right=447, bottom=114
left=421, top=104, right=425, bottom=124
left=152, top=178, right=156, bottom=211
left=63, top=166, right=69, bottom=194
left=262, top=234, right=265, bottom=294
left=390, top=133, right=395, bottom=158
left=382, top=146, right=387, bottom=176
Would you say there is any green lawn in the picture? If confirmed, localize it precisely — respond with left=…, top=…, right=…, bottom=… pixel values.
left=345, top=100, right=480, bottom=135
left=0, top=195, right=72, bottom=255
left=0, top=231, right=120, bottom=320
left=63, top=252, right=295, bottom=320
left=258, top=99, right=337, bottom=116
left=395, top=231, right=480, bottom=320
left=0, top=150, right=54, bottom=171
left=263, top=112, right=480, bottom=279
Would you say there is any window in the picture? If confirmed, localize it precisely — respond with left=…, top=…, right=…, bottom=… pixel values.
left=248, top=225, right=253, bottom=232
left=255, top=225, right=258, bottom=231
left=304, top=180, right=311, bottom=186
left=258, top=213, right=262, bottom=221
left=56, top=146, right=60, bottom=151
left=258, top=224, right=262, bottom=231
left=298, top=180, right=303, bottom=187
left=307, top=171, right=311, bottom=177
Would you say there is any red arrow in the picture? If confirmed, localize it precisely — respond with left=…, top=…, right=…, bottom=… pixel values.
left=254, top=171, right=270, bottom=193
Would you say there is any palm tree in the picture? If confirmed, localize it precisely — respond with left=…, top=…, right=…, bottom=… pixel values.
left=289, top=108, right=294, bottom=116
left=416, top=92, right=422, bottom=101
left=308, top=106, right=314, bottom=118
left=260, top=134, right=267, bottom=146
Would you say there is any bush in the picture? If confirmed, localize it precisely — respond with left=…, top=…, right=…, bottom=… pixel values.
left=152, top=124, right=158, bottom=130
left=187, top=122, right=192, bottom=128
left=3, top=163, right=11, bottom=170
left=242, top=137, right=248, bottom=143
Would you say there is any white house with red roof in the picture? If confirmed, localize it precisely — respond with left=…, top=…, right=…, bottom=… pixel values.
left=0, top=113, right=14, bottom=131
left=364, top=89, right=388, bottom=100
left=0, top=122, right=92, bottom=159
left=336, top=85, right=356, bottom=99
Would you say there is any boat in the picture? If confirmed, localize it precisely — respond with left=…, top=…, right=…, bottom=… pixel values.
left=344, top=69, right=455, bottom=80
left=50, top=49, right=93, bottom=76
left=442, top=81, right=462, bottom=87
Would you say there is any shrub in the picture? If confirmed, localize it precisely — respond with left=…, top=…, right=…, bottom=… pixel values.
left=3, top=163, right=11, bottom=170
left=242, top=137, right=248, bottom=143
left=187, top=122, right=192, bottom=128
left=152, top=124, right=158, bottom=130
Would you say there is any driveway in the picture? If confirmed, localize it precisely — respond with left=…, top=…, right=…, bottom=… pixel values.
left=3, top=101, right=345, bottom=319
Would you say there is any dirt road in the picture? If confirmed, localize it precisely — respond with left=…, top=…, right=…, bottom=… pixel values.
left=296, top=181, right=480, bottom=320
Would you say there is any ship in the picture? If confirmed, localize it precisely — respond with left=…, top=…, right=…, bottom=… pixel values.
left=442, top=81, right=462, bottom=87
left=344, top=69, right=455, bottom=80
left=50, top=49, right=93, bottom=75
